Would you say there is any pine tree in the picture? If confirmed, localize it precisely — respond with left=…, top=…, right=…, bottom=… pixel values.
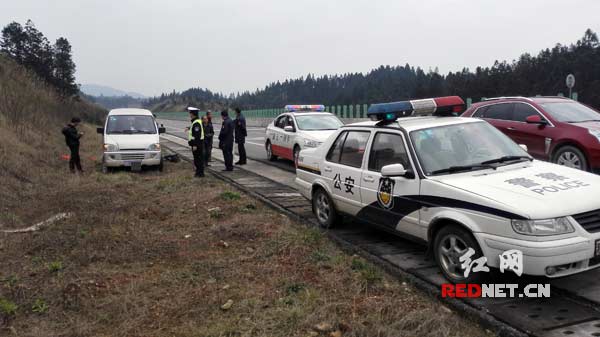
left=52, top=37, right=78, bottom=97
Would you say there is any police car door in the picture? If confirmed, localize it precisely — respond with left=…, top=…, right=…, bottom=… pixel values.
left=358, top=131, right=422, bottom=237
left=323, top=129, right=371, bottom=215
left=270, top=115, right=287, bottom=158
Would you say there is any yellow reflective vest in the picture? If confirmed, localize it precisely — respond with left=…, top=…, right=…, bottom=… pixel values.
left=188, top=118, right=204, bottom=142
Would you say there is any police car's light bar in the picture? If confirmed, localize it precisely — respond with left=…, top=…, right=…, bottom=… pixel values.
left=284, top=104, right=325, bottom=112
left=367, top=96, right=465, bottom=122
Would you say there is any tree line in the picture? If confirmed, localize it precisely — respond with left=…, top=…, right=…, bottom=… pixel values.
left=146, top=29, right=600, bottom=111
left=1, top=20, right=78, bottom=98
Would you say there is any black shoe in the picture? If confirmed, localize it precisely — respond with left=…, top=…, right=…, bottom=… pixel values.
left=235, top=161, right=241, bottom=165
left=194, top=174, right=205, bottom=178
left=239, top=162, right=247, bottom=165
left=222, top=168, right=233, bottom=172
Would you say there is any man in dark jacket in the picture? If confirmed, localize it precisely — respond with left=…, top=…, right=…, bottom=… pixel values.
left=186, top=107, right=204, bottom=177
left=234, top=108, right=247, bottom=165
left=218, top=109, right=234, bottom=171
left=62, top=117, right=83, bottom=173
left=203, top=110, right=215, bottom=166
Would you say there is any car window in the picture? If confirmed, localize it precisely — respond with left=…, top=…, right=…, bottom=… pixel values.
left=539, top=102, right=600, bottom=123
left=106, top=115, right=157, bottom=134
left=326, top=131, right=347, bottom=163
left=339, top=131, right=371, bottom=168
left=472, top=106, right=488, bottom=118
left=512, top=103, right=541, bottom=122
left=286, top=116, right=295, bottom=129
left=275, top=116, right=286, bottom=128
left=368, top=132, right=411, bottom=172
left=479, top=103, right=514, bottom=120
left=295, top=115, right=343, bottom=130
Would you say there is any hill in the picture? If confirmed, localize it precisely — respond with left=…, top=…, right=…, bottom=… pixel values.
left=80, top=83, right=146, bottom=98
left=145, top=29, right=600, bottom=111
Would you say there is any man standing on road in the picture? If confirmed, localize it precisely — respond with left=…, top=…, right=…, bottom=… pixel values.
left=203, top=110, right=214, bottom=166
left=219, top=109, right=234, bottom=171
left=234, top=107, right=247, bottom=165
left=186, top=107, right=205, bottom=177
left=62, top=117, right=84, bottom=173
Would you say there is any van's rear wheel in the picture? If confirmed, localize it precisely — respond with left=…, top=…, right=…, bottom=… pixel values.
left=312, top=188, right=338, bottom=228
left=293, top=145, right=300, bottom=168
left=434, top=225, right=484, bottom=284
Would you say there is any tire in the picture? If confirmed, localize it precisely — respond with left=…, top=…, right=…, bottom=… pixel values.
left=433, top=225, right=485, bottom=284
left=266, top=140, right=277, bottom=161
left=552, top=145, right=588, bottom=171
left=101, top=157, right=110, bottom=174
left=293, top=145, right=301, bottom=169
left=158, top=158, right=164, bottom=172
left=312, top=187, right=339, bottom=229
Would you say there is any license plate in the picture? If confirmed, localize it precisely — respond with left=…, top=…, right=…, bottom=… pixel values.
left=596, top=239, right=600, bottom=257
left=131, top=162, right=142, bottom=171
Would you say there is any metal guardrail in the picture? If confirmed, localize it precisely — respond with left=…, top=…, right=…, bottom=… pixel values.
left=154, top=92, right=579, bottom=120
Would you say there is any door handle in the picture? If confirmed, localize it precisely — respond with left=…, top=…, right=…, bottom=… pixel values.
left=363, top=176, right=375, bottom=182
left=324, top=166, right=332, bottom=172
left=507, top=127, right=516, bottom=131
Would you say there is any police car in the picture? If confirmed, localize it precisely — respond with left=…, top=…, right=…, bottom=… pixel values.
left=295, top=96, right=600, bottom=283
left=265, top=105, right=343, bottom=167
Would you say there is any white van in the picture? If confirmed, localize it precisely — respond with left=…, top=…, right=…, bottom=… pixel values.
left=97, top=108, right=165, bottom=172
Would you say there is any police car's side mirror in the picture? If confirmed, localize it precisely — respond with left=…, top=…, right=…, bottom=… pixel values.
left=284, top=125, right=294, bottom=132
left=381, top=164, right=407, bottom=177
left=519, top=144, right=528, bottom=152
left=96, top=127, right=104, bottom=134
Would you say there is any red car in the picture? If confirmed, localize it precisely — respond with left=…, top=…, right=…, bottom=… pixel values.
left=462, top=97, right=600, bottom=172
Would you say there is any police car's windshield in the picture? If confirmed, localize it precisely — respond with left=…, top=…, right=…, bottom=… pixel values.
left=410, top=121, right=530, bottom=176
left=539, top=102, right=600, bottom=123
left=106, top=115, right=157, bottom=134
left=295, top=114, right=343, bottom=131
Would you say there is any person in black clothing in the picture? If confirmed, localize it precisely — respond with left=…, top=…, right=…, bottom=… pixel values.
left=62, top=117, right=83, bottom=173
left=219, top=109, right=234, bottom=171
left=234, top=107, right=247, bottom=165
left=186, top=107, right=205, bottom=177
left=203, top=111, right=214, bottom=166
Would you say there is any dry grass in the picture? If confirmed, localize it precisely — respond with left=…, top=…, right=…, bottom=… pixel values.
left=0, top=135, right=491, bottom=337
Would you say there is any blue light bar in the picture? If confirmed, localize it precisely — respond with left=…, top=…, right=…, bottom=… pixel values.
left=284, top=104, right=325, bottom=112
left=367, top=96, right=465, bottom=122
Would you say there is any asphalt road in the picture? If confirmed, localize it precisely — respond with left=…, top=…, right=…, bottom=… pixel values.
left=158, top=118, right=296, bottom=172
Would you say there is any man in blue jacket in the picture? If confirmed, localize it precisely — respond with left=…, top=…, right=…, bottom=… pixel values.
left=219, top=109, right=234, bottom=171
left=234, top=107, right=247, bottom=165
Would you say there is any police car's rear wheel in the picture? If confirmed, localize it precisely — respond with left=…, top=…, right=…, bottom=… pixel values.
left=266, top=141, right=277, bottom=161
left=313, top=188, right=337, bottom=228
left=434, top=225, right=484, bottom=283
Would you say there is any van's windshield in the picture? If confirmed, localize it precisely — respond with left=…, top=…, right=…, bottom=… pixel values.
left=106, top=115, right=157, bottom=134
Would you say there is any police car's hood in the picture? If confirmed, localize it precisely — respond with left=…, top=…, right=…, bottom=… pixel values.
left=301, top=129, right=337, bottom=143
left=431, top=160, right=600, bottom=219
left=104, top=134, right=160, bottom=150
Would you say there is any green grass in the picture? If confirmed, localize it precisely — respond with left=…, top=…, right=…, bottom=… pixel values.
left=47, top=260, right=63, bottom=273
left=31, top=299, right=49, bottom=314
left=0, top=298, right=18, bottom=316
left=220, top=191, right=241, bottom=201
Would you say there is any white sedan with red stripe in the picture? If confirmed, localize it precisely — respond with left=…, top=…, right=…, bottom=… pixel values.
left=265, top=105, right=343, bottom=167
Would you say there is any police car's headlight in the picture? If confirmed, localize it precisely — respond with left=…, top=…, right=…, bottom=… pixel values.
left=511, top=217, right=574, bottom=236
left=303, top=139, right=322, bottom=148
left=588, top=129, right=600, bottom=143
left=103, top=143, right=118, bottom=152
left=147, top=143, right=161, bottom=151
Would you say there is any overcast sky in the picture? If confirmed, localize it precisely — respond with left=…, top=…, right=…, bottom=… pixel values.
left=2, top=0, right=600, bottom=97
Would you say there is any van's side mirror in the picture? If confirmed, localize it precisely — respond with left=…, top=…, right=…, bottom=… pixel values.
left=381, top=164, right=407, bottom=177
left=158, top=127, right=166, bottom=134
left=96, top=127, right=104, bottom=134
left=526, top=115, right=548, bottom=125
left=284, top=125, right=294, bottom=132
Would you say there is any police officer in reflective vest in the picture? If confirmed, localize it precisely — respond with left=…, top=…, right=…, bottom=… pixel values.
left=186, top=107, right=205, bottom=177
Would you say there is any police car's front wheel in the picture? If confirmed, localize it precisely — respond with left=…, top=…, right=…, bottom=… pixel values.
left=434, top=225, right=485, bottom=284
left=312, top=188, right=338, bottom=228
